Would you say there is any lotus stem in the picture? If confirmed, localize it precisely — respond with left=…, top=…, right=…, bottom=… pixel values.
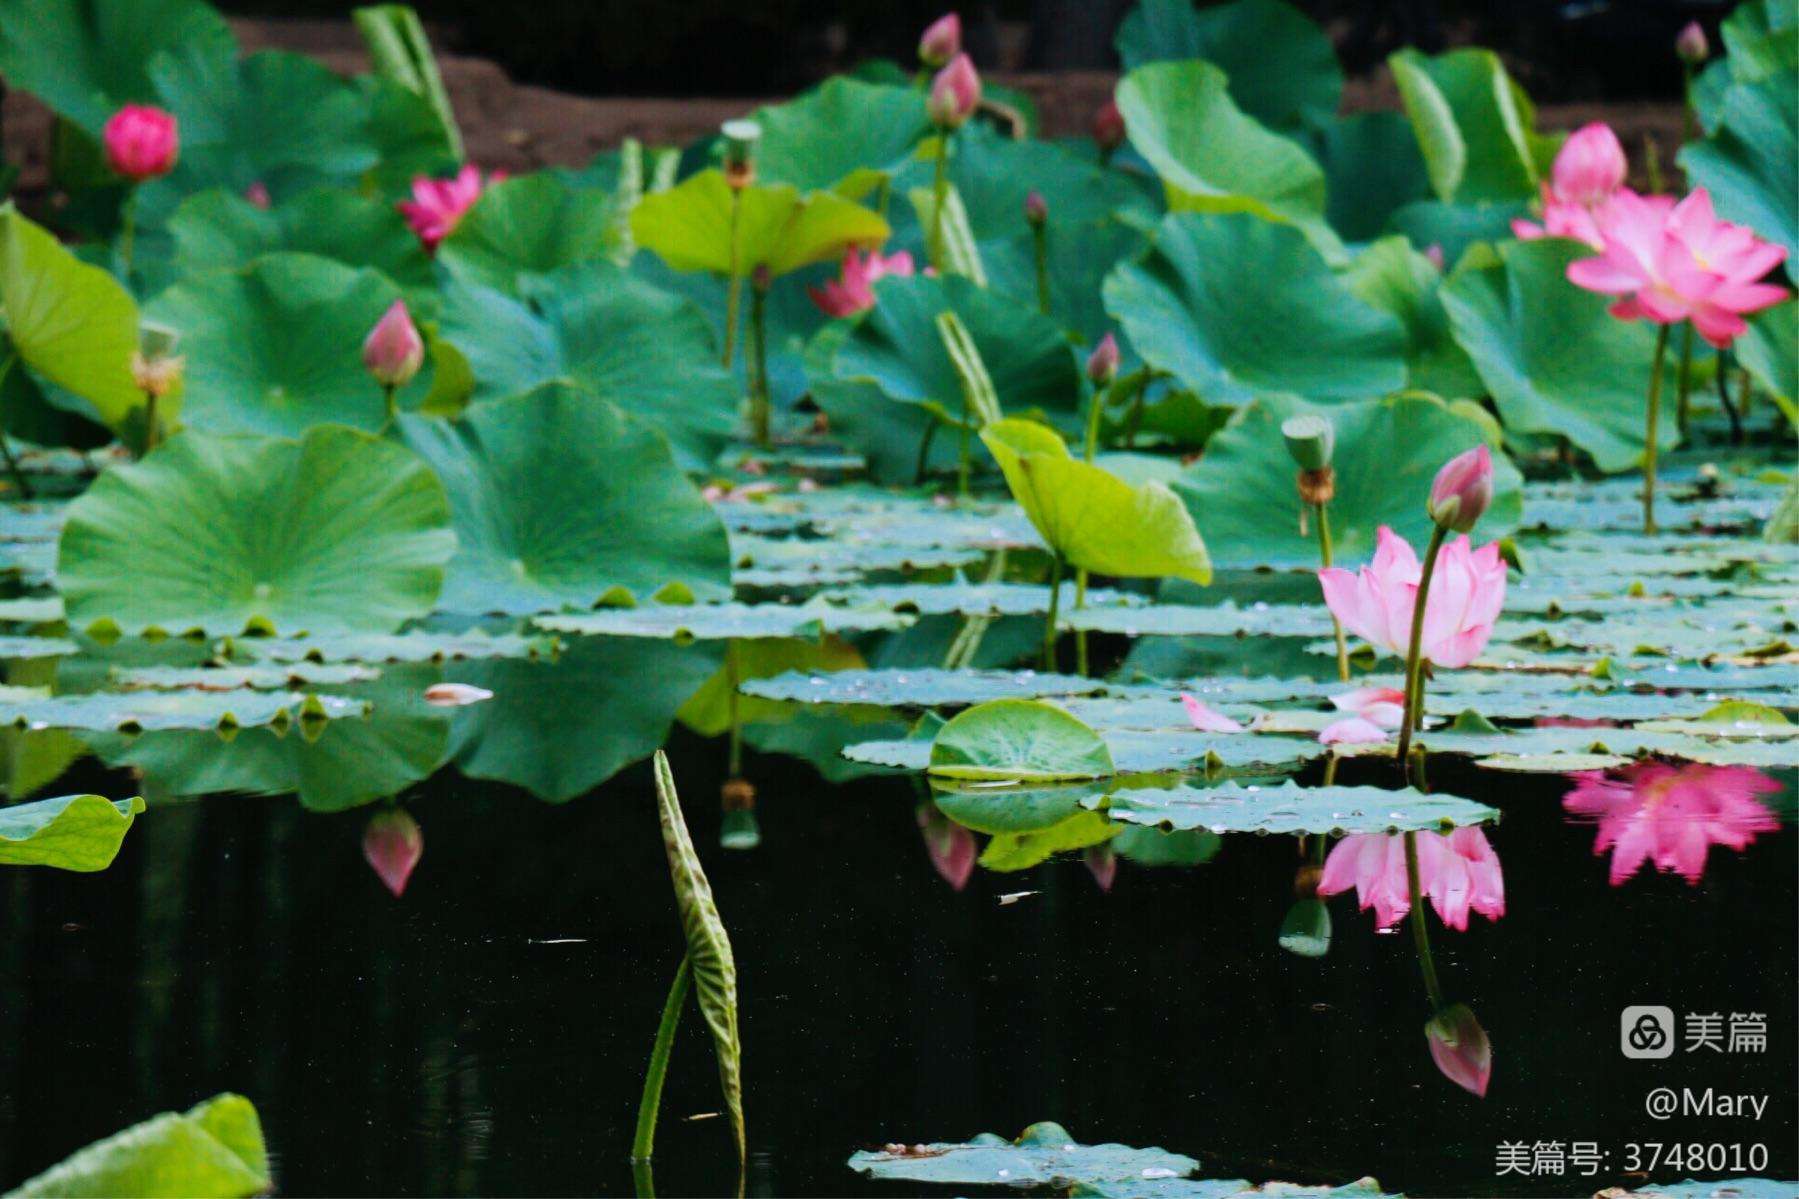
left=1042, top=553, right=1064, bottom=672
left=722, top=192, right=743, bottom=368
left=1315, top=502, right=1348, bottom=682
left=1404, top=832, right=1446, bottom=1010
left=927, top=130, right=952, bottom=273
left=1123, top=371, right=1151, bottom=449
left=1674, top=320, right=1694, bottom=440
left=725, top=641, right=743, bottom=777
left=1031, top=220, right=1050, bottom=315
left=1643, top=323, right=1671, bottom=534
left=1082, top=375, right=1110, bottom=463
left=1395, top=523, right=1447, bottom=783
left=1074, top=569, right=1090, bottom=676
left=913, top=420, right=939, bottom=485
left=117, top=190, right=137, bottom=288
left=632, top=1160, right=657, bottom=1199
left=1715, top=348, right=1743, bottom=443
left=631, top=954, right=693, bottom=1164
left=1737, top=365, right=1754, bottom=428
left=956, top=388, right=970, bottom=499
left=143, top=391, right=161, bottom=454
left=0, top=356, right=31, bottom=498
left=749, top=279, right=771, bottom=446
left=380, top=383, right=397, bottom=434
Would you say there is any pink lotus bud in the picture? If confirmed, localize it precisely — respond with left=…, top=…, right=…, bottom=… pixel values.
left=362, top=299, right=424, bottom=388
left=1551, top=123, right=1627, bottom=209
left=927, top=53, right=981, bottom=130
left=244, top=182, right=271, bottom=209
left=1426, top=444, right=1495, bottom=533
left=918, top=12, right=962, bottom=68
left=102, top=105, right=179, bottom=181
left=1425, top=1004, right=1491, bottom=1097
left=423, top=682, right=494, bottom=707
left=1091, top=100, right=1126, bottom=152
left=363, top=808, right=422, bottom=897
left=1422, top=242, right=1445, bottom=271
left=916, top=803, right=976, bottom=891
left=1024, top=190, right=1047, bottom=226
left=1676, top=20, right=1708, bottom=64
left=1086, top=332, right=1120, bottom=386
left=1084, top=844, right=1117, bottom=892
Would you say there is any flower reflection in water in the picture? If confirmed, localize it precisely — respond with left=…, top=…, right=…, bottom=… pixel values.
left=915, top=802, right=976, bottom=892
left=1316, top=828, right=1506, bottom=931
left=1562, top=762, right=1781, bottom=885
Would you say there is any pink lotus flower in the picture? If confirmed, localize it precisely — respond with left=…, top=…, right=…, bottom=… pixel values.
left=917, top=803, right=976, bottom=891
left=808, top=246, right=916, bottom=317
left=1317, top=526, right=1507, bottom=670
left=1086, top=332, right=1120, bottom=385
left=397, top=164, right=503, bottom=252
left=363, top=808, right=423, bottom=897
left=1084, top=844, right=1118, bottom=892
left=103, top=104, right=179, bottom=181
left=1181, top=693, right=1244, bottom=734
left=1319, top=686, right=1407, bottom=745
left=1091, top=100, right=1126, bottom=152
left=1318, top=827, right=1506, bottom=931
left=918, top=12, right=961, bottom=67
left=1427, top=444, right=1495, bottom=533
left=362, top=299, right=425, bottom=388
left=1562, top=762, right=1780, bottom=885
left=1426, top=1004, right=1492, bottom=1097
left=1567, top=187, right=1790, bottom=347
left=1511, top=123, right=1627, bottom=248
left=927, top=53, right=981, bottom=129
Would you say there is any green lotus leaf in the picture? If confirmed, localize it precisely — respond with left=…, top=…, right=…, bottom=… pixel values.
left=165, top=188, right=434, bottom=295
left=8, top=1092, right=270, bottom=1199
left=1739, top=300, right=1797, bottom=423
left=1311, top=111, right=1432, bottom=242
left=0, top=206, right=146, bottom=432
left=355, top=72, right=461, bottom=196
left=1388, top=47, right=1552, bottom=203
left=740, top=667, right=1106, bottom=708
left=731, top=535, right=986, bottom=581
left=436, top=172, right=623, bottom=294
left=1440, top=237, right=1679, bottom=473
left=446, top=634, right=723, bottom=802
left=820, top=581, right=1145, bottom=618
left=850, top=1124, right=1197, bottom=1188
left=397, top=385, right=729, bottom=615
left=1602, top=1181, right=1797, bottom=1199
left=145, top=252, right=425, bottom=436
left=931, top=778, right=1113, bottom=834
left=678, top=636, right=866, bottom=736
left=1679, top=68, right=1797, bottom=262
left=0, top=689, right=361, bottom=734
left=1116, top=0, right=1343, bottom=134
left=979, top=217, right=1148, bottom=349
left=0, top=792, right=144, bottom=871
left=979, top=809, right=1119, bottom=870
left=1104, top=212, right=1408, bottom=406
left=1115, top=60, right=1338, bottom=256
left=1075, top=1178, right=1398, bottom=1198
left=1173, top=393, right=1522, bottom=569
left=536, top=600, right=909, bottom=641
left=749, top=76, right=928, bottom=196
left=631, top=169, right=889, bottom=279
left=438, top=261, right=736, bottom=470
left=0, top=0, right=235, bottom=137
left=1344, top=237, right=1483, bottom=398
left=928, top=698, right=1115, bottom=780
left=57, top=426, right=455, bottom=635
left=862, top=723, right=1316, bottom=775
left=112, top=663, right=376, bottom=690
left=1387, top=196, right=1531, bottom=265
left=1093, top=780, right=1498, bottom=835
left=1109, top=824, right=1223, bottom=868
left=982, top=418, right=1212, bottom=585
left=232, top=629, right=549, bottom=665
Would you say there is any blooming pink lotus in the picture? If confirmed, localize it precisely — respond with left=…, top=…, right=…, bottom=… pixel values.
left=1512, top=122, right=1627, bottom=248
left=1562, top=762, right=1780, bottom=885
left=1318, top=828, right=1506, bottom=931
left=1318, top=526, right=1507, bottom=670
left=1567, top=187, right=1790, bottom=347
left=927, top=53, right=981, bottom=129
left=363, top=808, right=423, bottom=897
left=918, top=12, right=961, bottom=67
left=917, top=803, right=976, bottom=891
left=398, top=164, right=503, bottom=252
left=808, top=246, right=916, bottom=317
left=1319, top=686, right=1407, bottom=745
left=1180, top=693, right=1244, bottom=734
left=103, top=104, right=179, bottom=181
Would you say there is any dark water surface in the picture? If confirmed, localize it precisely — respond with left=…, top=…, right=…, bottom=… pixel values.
left=2, top=742, right=1793, bottom=1197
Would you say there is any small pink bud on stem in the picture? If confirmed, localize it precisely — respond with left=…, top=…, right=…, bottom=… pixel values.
left=1086, top=333, right=1120, bottom=387
left=927, top=53, right=981, bottom=129
left=103, top=105, right=179, bottom=181
left=918, top=13, right=962, bottom=68
left=1426, top=444, right=1495, bottom=533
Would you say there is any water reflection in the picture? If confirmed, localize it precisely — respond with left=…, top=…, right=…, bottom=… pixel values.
left=1562, top=762, right=1782, bottom=884
left=1316, top=829, right=1506, bottom=932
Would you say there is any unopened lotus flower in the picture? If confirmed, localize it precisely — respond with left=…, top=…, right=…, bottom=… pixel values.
left=423, top=682, right=494, bottom=707
left=1562, top=762, right=1780, bottom=885
left=244, top=181, right=272, bottom=210
left=1024, top=190, right=1047, bottom=226
left=918, top=12, right=961, bottom=67
left=927, top=53, right=981, bottom=129
left=1426, top=445, right=1494, bottom=533
left=1567, top=187, right=1789, bottom=347
left=1318, top=686, right=1407, bottom=745
left=398, top=163, right=502, bottom=252
left=1180, top=693, right=1243, bottom=734
left=808, top=246, right=916, bottom=317
left=1086, top=332, right=1120, bottom=386
left=1318, top=526, right=1507, bottom=669
left=1091, top=100, right=1126, bottom=152
left=1084, top=844, right=1118, bottom=892
left=1676, top=20, right=1709, bottom=64
left=103, top=105, right=179, bottom=180
left=363, top=808, right=423, bottom=897
left=363, top=299, right=424, bottom=388
left=1512, top=122, right=1626, bottom=248
left=1426, top=1004, right=1492, bottom=1097
left=916, top=803, right=976, bottom=891
left=1317, top=828, right=1506, bottom=931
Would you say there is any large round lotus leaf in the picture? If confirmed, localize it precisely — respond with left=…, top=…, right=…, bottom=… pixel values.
left=397, top=384, right=730, bottom=616
left=0, top=793, right=144, bottom=871
left=1104, top=212, right=1407, bottom=405
left=57, top=426, right=454, bottom=635
left=1387, top=47, right=1554, bottom=203
left=145, top=252, right=427, bottom=436
left=749, top=77, right=928, bottom=196
left=1174, top=393, right=1521, bottom=568
left=830, top=274, right=1083, bottom=430
left=1344, top=236, right=1483, bottom=398
left=1115, top=61, right=1336, bottom=256
left=1116, top=0, right=1342, bottom=134
left=929, top=698, right=1116, bottom=780
left=630, top=169, right=889, bottom=279
left=1311, top=111, right=1431, bottom=243
left=165, top=188, right=434, bottom=295
left=1439, top=238, right=1677, bottom=473
left=445, top=635, right=724, bottom=803
left=356, top=74, right=461, bottom=196
left=435, top=172, right=623, bottom=294
left=0, top=0, right=235, bottom=137
left=1095, top=780, right=1499, bottom=835
left=438, top=260, right=736, bottom=471
left=1679, top=69, right=1798, bottom=262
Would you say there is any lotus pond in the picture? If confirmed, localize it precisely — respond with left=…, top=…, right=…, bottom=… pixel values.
left=0, top=0, right=1794, bottom=1196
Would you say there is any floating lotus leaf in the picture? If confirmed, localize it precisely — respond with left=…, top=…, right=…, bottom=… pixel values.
left=7, top=1092, right=270, bottom=1199
left=399, top=386, right=729, bottom=615
left=1110, top=824, right=1224, bottom=868
left=0, top=689, right=360, bottom=733
left=438, top=261, right=736, bottom=470
left=57, top=427, right=456, bottom=636
left=855, top=728, right=1311, bottom=776
left=982, top=419, right=1212, bottom=585
left=232, top=629, right=550, bottom=665
left=436, top=173, right=622, bottom=294
left=0, top=597, right=65, bottom=623
left=1344, top=237, right=1483, bottom=397
left=165, top=188, right=434, bottom=294
left=1075, top=1179, right=1398, bottom=1199
left=631, top=169, right=889, bottom=279
left=1116, top=0, right=1342, bottom=134
left=1388, top=47, right=1551, bottom=202
left=1092, top=780, right=1498, bottom=835
left=928, top=699, right=1115, bottom=780
left=111, top=664, right=378, bottom=691
left=731, top=534, right=986, bottom=577
left=1602, top=1183, right=1797, bottom=1199
left=0, top=792, right=144, bottom=871
left=1105, top=212, right=1407, bottom=405
left=0, top=503, right=67, bottom=543
left=741, top=667, right=1106, bottom=708
left=0, top=636, right=77, bottom=659
left=1679, top=68, right=1798, bottom=262
left=1061, top=694, right=1261, bottom=731
left=0, top=541, right=55, bottom=585
left=536, top=600, right=910, bottom=641
left=749, top=77, right=928, bottom=196
left=931, top=778, right=1113, bottom=834
left=980, top=809, right=1119, bottom=870
left=820, top=581, right=1145, bottom=618
left=1065, top=601, right=1330, bottom=640
left=849, top=1123, right=1198, bottom=1188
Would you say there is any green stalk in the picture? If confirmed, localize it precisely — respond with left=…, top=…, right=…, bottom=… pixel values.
left=631, top=955, right=693, bottom=1163
left=1642, top=323, right=1671, bottom=534
left=913, top=420, right=939, bottom=485
left=1123, top=372, right=1150, bottom=449
left=1074, top=569, right=1090, bottom=676
left=1737, top=365, right=1753, bottom=428
left=1042, top=553, right=1064, bottom=672
left=1715, top=348, right=1743, bottom=443
left=1674, top=320, right=1693, bottom=440
left=1082, top=377, right=1109, bottom=463
left=927, top=130, right=952, bottom=272
left=1394, top=523, right=1448, bottom=783
left=0, top=355, right=31, bottom=497
left=1404, top=832, right=1446, bottom=1010
left=1316, top=502, right=1348, bottom=682
left=381, top=382, right=397, bottom=433
left=1030, top=220, right=1050, bottom=315
left=117, top=189, right=138, bottom=287
left=725, top=642, right=743, bottom=777
left=749, top=281, right=771, bottom=446
left=721, top=191, right=743, bottom=368
left=143, top=392, right=160, bottom=454
left=956, top=387, right=970, bottom=499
